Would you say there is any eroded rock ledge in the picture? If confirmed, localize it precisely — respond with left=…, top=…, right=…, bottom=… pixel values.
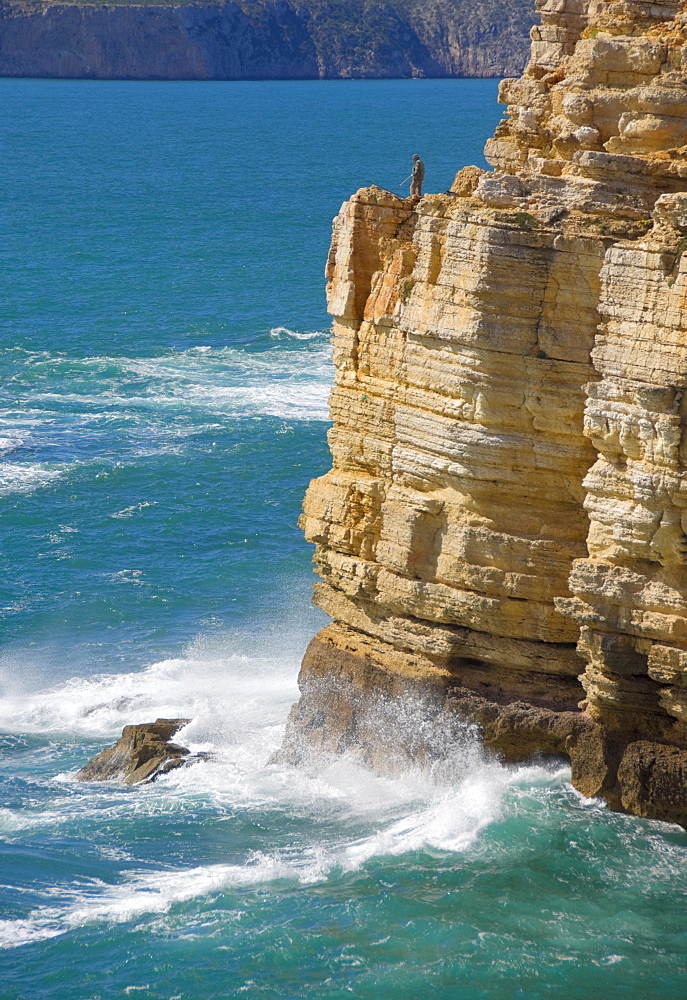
left=284, top=0, right=687, bottom=828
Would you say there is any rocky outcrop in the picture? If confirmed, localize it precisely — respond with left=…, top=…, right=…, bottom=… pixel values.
left=77, top=718, right=206, bottom=784
left=0, top=0, right=533, bottom=80
left=285, top=0, right=687, bottom=828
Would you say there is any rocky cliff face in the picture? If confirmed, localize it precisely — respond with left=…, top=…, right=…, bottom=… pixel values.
left=0, top=0, right=533, bottom=80
left=285, top=0, right=687, bottom=827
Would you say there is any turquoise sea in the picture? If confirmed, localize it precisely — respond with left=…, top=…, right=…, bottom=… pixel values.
left=1, top=77, right=686, bottom=999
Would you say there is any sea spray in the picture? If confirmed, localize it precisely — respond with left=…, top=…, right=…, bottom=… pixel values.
left=0, top=642, right=551, bottom=952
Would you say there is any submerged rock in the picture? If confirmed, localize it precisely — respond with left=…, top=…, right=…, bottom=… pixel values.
left=77, top=718, right=207, bottom=785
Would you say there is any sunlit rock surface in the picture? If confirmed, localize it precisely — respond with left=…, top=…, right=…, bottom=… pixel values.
left=77, top=718, right=205, bottom=784
left=285, top=0, right=687, bottom=828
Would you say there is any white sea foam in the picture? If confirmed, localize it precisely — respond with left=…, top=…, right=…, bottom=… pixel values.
left=0, top=749, right=553, bottom=951
left=15, top=344, right=334, bottom=423
left=0, top=462, right=64, bottom=496
left=0, top=854, right=318, bottom=949
left=25, top=386, right=332, bottom=422
left=0, top=626, right=566, bottom=950
left=269, top=326, right=328, bottom=341
left=0, top=342, right=332, bottom=499
left=0, top=340, right=333, bottom=499
left=0, top=418, right=36, bottom=457
left=110, top=502, right=158, bottom=518
left=0, top=435, right=23, bottom=455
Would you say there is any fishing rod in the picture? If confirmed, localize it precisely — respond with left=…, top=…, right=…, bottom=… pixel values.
left=398, top=174, right=412, bottom=189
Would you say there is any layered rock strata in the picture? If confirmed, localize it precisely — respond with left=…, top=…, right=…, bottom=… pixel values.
left=285, top=0, right=687, bottom=827
left=0, top=0, right=533, bottom=80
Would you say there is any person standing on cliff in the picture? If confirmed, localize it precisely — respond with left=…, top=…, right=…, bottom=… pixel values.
left=410, top=154, right=425, bottom=196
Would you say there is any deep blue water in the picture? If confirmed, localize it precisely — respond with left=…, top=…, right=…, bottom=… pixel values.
left=1, top=78, right=686, bottom=999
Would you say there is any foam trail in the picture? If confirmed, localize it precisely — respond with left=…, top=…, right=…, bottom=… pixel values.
left=0, top=755, right=547, bottom=950
left=0, top=343, right=333, bottom=494
left=269, top=327, right=328, bottom=341
left=3, top=344, right=334, bottom=428
left=0, top=854, right=325, bottom=949
left=0, top=463, right=64, bottom=496
left=25, top=381, right=332, bottom=422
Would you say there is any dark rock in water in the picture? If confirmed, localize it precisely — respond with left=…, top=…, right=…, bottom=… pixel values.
left=616, top=742, right=687, bottom=828
left=77, top=718, right=208, bottom=785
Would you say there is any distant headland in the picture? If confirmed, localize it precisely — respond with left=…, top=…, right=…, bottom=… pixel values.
left=0, top=0, right=534, bottom=80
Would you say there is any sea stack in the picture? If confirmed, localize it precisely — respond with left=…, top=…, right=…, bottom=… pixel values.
left=284, top=0, right=687, bottom=827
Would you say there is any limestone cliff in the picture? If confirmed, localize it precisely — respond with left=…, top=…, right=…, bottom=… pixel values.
left=285, top=0, right=687, bottom=827
left=0, top=0, right=533, bottom=80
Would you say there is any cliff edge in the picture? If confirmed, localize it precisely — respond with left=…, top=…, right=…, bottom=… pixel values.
left=0, top=0, right=533, bottom=80
left=285, top=0, right=687, bottom=827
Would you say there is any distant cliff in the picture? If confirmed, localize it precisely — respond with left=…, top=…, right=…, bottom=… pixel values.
left=283, top=0, right=687, bottom=829
left=0, top=0, right=534, bottom=80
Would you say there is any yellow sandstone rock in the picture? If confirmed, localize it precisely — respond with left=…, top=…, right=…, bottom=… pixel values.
left=285, top=0, right=687, bottom=827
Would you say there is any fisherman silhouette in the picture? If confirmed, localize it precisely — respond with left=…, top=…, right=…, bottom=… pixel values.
left=399, top=154, right=425, bottom=197
left=410, top=154, right=424, bottom=196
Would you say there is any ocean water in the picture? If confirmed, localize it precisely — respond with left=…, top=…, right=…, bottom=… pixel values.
left=1, top=77, right=686, bottom=999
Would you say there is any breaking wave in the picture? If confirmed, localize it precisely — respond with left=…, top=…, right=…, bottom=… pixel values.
left=269, top=326, right=328, bottom=341
left=0, top=631, right=567, bottom=951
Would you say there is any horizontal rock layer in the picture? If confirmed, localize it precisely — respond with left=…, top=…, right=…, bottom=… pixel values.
left=285, top=0, right=687, bottom=828
left=0, top=0, right=533, bottom=80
